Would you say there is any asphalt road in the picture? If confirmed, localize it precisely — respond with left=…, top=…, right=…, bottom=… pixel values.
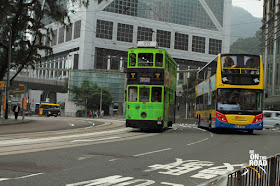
left=0, top=118, right=279, bottom=186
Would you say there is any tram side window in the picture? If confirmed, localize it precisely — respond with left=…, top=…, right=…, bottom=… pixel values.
left=139, top=87, right=150, bottom=102
left=138, top=53, right=153, bottom=66
left=155, top=53, right=163, bottom=67
left=128, top=87, right=138, bottom=102
left=129, top=53, right=136, bottom=66
left=152, top=87, right=162, bottom=102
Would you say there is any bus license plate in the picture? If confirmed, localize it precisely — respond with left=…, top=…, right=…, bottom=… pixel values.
left=235, top=125, right=245, bottom=129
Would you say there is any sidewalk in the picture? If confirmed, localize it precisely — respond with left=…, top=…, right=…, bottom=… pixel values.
left=0, top=116, right=32, bottom=126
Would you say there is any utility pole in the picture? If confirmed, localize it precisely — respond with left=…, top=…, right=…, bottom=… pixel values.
left=5, top=32, right=12, bottom=119
left=100, top=73, right=103, bottom=111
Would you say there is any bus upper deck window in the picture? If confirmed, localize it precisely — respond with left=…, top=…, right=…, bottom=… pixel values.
left=156, top=53, right=163, bottom=67
left=130, top=53, right=136, bottom=66
left=128, top=87, right=138, bottom=102
left=138, top=53, right=153, bottom=66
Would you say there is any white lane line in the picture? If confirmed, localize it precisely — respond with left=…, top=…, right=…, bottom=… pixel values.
left=173, top=127, right=177, bottom=131
left=195, top=128, right=208, bottom=132
left=15, top=173, right=44, bottom=179
left=84, top=126, right=92, bottom=129
left=0, top=173, right=44, bottom=182
left=109, top=158, right=119, bottom=162
left=0, top=178, right=10, bottom=181
left=0, top=128, right=129, bottom=145
left=210, top=132, right=214, bottom=137
left=187, top=138, right=209, bottom=146
left=71, top=136, right=120, bottom=143
left=134, top=148, right=171, bottom=157
left=69, top=123, right=75, bottom=127
left=161, top=182, right=184, bottom=186
left=109, top=148, right=172, bottom=162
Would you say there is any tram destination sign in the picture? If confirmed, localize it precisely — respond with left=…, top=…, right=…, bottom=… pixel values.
left=140, top=77, right=150, bottom=83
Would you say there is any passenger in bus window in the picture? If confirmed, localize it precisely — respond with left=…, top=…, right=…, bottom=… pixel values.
left=224, top=57, right=234, bottom=67
left=156, top=61, right=162, bottom=67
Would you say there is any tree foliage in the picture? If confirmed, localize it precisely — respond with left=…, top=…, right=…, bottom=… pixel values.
left=70, top=80, right=113, bottom=113
left=230, top=30, right=261, bottom=54
left=0, top=0, right=88, bottom=81
left=182, top=71, right=197, bottom=103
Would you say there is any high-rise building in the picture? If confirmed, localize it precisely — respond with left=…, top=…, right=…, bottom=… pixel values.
left=262, top=0, right=280, bottom=109
left=33, top=0, right=231, bottom=116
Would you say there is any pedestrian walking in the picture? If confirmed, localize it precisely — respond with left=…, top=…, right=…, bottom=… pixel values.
left=12, top=103, right=20, bottom=120
left=89, top=110, right=92, bottom=118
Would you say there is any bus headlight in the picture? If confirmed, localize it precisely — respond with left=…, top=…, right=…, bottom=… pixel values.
left=157, top=121, right=162, bottom=125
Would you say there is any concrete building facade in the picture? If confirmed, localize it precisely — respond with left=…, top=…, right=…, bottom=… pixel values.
left=29, top=0, right=232, bottom=116
left=262, top=0, right=280, bottom=109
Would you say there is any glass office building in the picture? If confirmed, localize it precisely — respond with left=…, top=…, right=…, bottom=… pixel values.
left=34, top=0, right=231, bottom=116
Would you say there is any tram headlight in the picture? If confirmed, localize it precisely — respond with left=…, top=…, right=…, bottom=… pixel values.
left=141, top=112, right=147, bottom=118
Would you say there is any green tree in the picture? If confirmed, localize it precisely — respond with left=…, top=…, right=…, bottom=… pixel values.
left=182, top=72, right=197, bottom=103
left=230, top=30, right=261, bottom=54
left=70, top=80, right=113, bottom=114
left=0, top=0, right=88, bottom=82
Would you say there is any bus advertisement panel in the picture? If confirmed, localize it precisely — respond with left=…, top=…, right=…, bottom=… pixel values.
left=195, top=54, right=263, bottom=134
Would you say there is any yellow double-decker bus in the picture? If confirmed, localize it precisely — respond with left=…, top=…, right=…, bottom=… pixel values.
left=195, top=54, right=264, bottom=134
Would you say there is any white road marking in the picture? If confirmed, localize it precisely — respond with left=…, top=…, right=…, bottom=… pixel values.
left=56, top=131, right=73, bottom=134
left=71, top=136, right=120, bottom=143
left=134, top=148, right=171, bottom=157
left=0, top=173, right=44, bottom=182
left=0, top=128, right=129, bottom=145
left=0, top=178, right=10, bottom=181
left=109, top=148, right=172, bottom=162
left=187, top=138, right=209, bottom=146
left=161, top=182, right=184, bottom=186
left=84, top=126, right=92, bottom=129
left=173, top=128, right=177, bottom=131
left=69, top=123, right=75, bottom=127
left=78, top=155, right=95, bottom=161
left=109, top=158, right=119, bottom=162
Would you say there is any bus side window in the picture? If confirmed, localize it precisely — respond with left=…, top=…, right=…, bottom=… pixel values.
left=156, top=54, right=163, bottom=67
left=152, top=87, right=162, bottom=102
left=129, top=53, right=136, bottom=66
left=128, top=86, right=138, bottom=102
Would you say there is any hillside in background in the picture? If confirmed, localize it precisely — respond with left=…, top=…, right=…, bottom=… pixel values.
left=231, top=6, right=262, bottom=44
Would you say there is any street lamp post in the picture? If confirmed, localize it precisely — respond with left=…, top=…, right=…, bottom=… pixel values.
left=5, top=32, right=12, bottom=119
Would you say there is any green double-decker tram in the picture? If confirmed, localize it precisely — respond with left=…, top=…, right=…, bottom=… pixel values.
left=126, top=41, right=177, bottom=131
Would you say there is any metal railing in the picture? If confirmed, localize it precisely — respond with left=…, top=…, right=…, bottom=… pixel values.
left=200, top=154, right=280, bottom=186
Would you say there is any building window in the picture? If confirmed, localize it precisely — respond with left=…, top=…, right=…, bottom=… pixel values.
left=137, top=26, right=153, bottom=41
left=209, top=38, right=222, bottom=55
left=66, top=23, right=72, bottom=42
left=96, top=20, right=113, bottom=40
left=156, top=30, right=171, bottom=48
left=192, top=36, right=205, bottom=53
left=58, top=26, right=65, bottom=44
left=117, top=23, right=133, bottom=42
left=175, top=33, right=188, bottom=51
left=51, top=29, right=57, bottom=46
left=74, top=20, right=81, bottom=39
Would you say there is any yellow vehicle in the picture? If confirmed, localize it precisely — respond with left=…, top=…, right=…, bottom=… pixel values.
left=35, top=103, right=61, bottom=117
left=195, top=54, right=264, bottom=134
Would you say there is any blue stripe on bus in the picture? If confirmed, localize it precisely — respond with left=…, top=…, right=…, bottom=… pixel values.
left=215, top=119, right=263, bottom=130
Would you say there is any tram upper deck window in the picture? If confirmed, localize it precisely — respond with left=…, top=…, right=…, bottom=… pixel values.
left=138, top=53, right=153, bottom=66
left=155, top=53, right=163, bottom=67
left=129, top=53, right=136, bottom=66
left=128, top=86, right=138, bottom=102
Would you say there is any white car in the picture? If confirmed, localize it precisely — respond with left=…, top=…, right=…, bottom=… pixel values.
left=263, top=110, right=280, bottom=129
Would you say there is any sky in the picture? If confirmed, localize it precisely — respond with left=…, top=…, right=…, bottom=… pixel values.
left=232, top=0, right=263, bottom=18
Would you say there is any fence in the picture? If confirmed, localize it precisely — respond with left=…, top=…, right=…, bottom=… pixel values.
left=200, top=153, right=280, bottom=186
